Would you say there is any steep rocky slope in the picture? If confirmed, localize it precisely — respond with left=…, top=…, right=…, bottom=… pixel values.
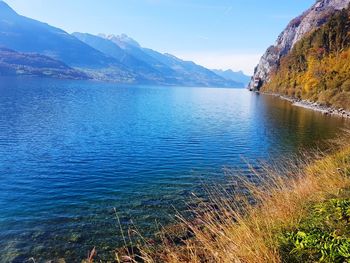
left=263, top=6, right=350, bottom=111
left=249, top=0, right=350, bottom=90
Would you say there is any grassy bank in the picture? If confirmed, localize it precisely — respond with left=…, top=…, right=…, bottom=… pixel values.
left=108, top=141, right=350, bottom=263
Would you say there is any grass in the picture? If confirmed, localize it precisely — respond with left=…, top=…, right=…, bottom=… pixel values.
left=86, top=140, right=350, bottom=262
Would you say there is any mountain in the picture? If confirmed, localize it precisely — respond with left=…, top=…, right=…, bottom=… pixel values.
left=72, top=33, right=171, bottom=84
left=0, top=47, right=89, bottom=79
left=0, top=1, right=124, bottom=70
left=101, top=34, right=236, bottom=87
left=0, top=1, right=233, bottom=87
left=75, top=32, right=236, bottom=87
left=102, top=34, right=179, bottom=77
left=103, top=33, right=142, bottom=50
left=249, top=0, right=350, bottom=90
left=211, top=69, right=251, bottom=87
left=0, top=1, right=141, bottom=83
left=262, top=4, right=350, bottom=110
left=143, top=48, right=236, bottom=87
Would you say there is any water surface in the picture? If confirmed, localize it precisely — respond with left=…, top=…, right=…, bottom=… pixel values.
left=0, top=77, right=348, bottom=261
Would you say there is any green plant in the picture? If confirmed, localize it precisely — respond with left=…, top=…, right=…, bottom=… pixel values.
left=280, top=198, right=350, bottom=262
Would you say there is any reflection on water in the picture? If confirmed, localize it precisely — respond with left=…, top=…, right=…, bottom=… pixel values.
left=0, top=77, right=348, bottom=261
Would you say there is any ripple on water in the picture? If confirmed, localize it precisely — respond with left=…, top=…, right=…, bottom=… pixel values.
left=0, top=77, right=348, bottom=261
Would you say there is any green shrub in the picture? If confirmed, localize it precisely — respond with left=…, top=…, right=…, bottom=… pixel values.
left=279, top=198, right=350, bottom=262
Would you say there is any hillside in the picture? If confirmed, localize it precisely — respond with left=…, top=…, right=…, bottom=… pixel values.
left=72, top=33, right=174, bottom=84
left=0, top=1, right=124, bottom=70
left=263, top=6, right=350, bottom=110
left=249, top=0, right=350, bottom=91
left=0, top=1, right=139, bottom=83
left=77, top=33, right=237, bottom=87
left=0, top=47, right=89, bottom=79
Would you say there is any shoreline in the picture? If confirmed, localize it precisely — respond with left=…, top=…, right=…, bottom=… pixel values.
left=264, top=92, right=350, bottom=119
left=116, top=143, right=350, bottom=262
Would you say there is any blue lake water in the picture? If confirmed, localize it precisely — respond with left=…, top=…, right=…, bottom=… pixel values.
left=0, top=77, right=348, bottom=261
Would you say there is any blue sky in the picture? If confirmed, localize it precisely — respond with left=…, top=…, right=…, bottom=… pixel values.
left=4, top=0, right=315, bottom=74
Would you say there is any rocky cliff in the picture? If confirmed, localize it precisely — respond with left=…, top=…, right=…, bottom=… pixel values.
left=249, top=0, right=350, bottom=90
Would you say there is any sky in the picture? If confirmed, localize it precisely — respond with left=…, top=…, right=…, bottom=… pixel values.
left=3, top=0, right=315, bottom=75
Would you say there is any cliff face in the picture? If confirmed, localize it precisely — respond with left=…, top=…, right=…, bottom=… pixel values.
left=262, top=5, right=350, bottom=111
left=249, top=0, right=350, bottom=90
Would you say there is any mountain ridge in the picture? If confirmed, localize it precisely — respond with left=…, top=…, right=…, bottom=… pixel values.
left=211, top=69, right=250, bottom=87
left=0, top=1, right=243, bottom=87
left=72, top=32, right=170, bottom=83
left=76, top=33, right=241, bottom=87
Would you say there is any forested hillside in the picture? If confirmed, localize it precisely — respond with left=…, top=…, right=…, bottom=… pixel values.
left=263, top=6, right=350, bottom=110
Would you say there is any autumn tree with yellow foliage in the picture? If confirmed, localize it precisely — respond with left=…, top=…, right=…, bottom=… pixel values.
left=263, top=6, right=350, bottom=110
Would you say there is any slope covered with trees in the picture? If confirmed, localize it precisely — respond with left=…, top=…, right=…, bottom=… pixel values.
left=263, top=6, right=350, bottom=110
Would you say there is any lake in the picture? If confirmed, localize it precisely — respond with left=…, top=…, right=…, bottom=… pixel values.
left=0, top=77, right=348, bottom=262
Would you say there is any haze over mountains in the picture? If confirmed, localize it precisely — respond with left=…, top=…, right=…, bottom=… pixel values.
left=0, top=1, right=246, bottom=87
left=212, top=69, right=251, bottom=87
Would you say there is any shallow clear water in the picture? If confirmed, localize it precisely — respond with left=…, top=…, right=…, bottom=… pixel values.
left=0, top=77, right=348, bottom=261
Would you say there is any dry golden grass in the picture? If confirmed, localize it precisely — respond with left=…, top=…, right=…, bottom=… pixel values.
left=115, top=142, right=350, bottom=263
left=85, top=139, right=350, bottom=263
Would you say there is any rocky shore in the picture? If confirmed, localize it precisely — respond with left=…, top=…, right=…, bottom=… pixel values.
left=270, top=93, right=350, bottom=119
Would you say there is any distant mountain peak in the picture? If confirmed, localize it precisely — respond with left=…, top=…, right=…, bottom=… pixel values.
left=100, top=33, right=141, bottom=48
left=212, top=69, right=251, bottom=87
